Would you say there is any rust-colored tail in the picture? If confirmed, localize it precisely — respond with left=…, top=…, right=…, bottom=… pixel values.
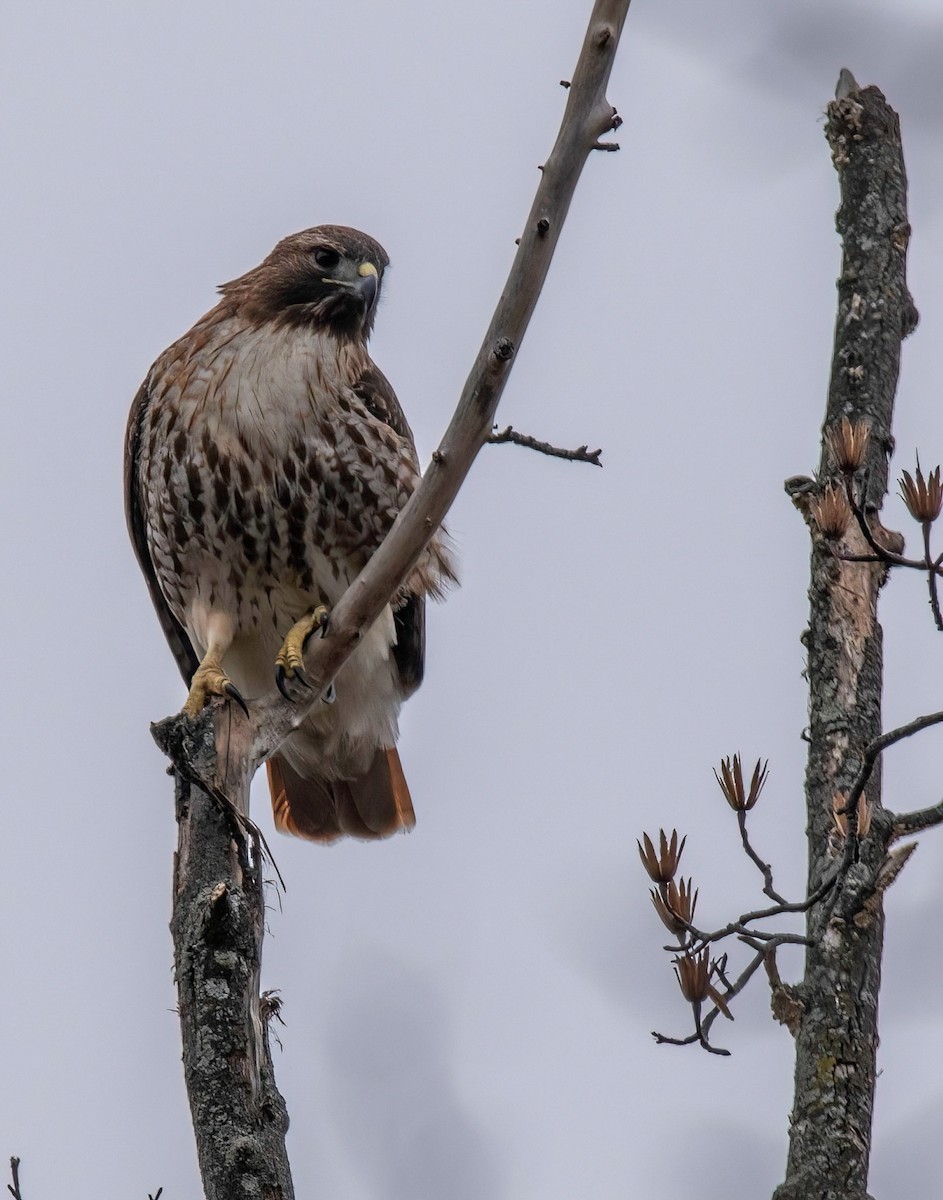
left=266, top=748, right=415, bottom=842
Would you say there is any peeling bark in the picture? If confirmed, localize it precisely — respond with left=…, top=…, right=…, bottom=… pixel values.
left=773, top=80, right=914, bottom=1200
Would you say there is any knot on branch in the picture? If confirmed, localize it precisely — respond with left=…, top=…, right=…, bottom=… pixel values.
left=770, top=983, right=806, bottom=1037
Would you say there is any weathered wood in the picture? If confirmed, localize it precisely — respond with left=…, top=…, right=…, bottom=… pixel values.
left=774, top=78, right=915, bottom=1200
left=156, top=708, right=293, bottom=1200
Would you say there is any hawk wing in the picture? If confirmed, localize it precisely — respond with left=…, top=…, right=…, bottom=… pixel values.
left=351, top=360, right=426, bottom=696
left=124, top=379, right=199, bottom=685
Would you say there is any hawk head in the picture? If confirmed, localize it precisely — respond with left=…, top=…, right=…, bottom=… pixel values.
left=220, top=225, right=390, bottom=339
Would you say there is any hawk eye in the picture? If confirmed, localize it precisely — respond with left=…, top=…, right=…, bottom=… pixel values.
left=313, top=247, right=341, bottom=270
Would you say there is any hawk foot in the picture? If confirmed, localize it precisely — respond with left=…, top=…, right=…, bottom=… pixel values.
left=183, top=662, right=249, bottom=718
left=275, top=605, right=330, bottom=700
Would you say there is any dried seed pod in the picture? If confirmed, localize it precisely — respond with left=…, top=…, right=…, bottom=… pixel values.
left=673, top=948, right=711, bottom=1004
left=650, top=877, right=698, bottom=936
left=810, top=484, right=852, bottom=539
left=826, top=417, right=870, bottom=473
left=899, top=462, right=942, bottom=523
left=637, top=829, right=686, bottom=884
left=714, top=755, right=769, bottom=812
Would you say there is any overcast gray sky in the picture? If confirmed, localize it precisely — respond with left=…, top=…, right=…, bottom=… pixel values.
left=3, top=2, right=942, bottom=1197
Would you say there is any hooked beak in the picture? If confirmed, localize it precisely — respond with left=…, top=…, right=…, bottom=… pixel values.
left=322, top=260, right=380, bottom=322
left=353, top=261, right=379, bottom=310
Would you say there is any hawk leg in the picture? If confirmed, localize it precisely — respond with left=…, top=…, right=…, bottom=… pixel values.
left=275, top=605, right=331, bottom=700
left=183, top=644, right=248, bottom=717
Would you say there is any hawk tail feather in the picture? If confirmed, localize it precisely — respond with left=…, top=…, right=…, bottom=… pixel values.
left=266, top=748, right=415, bottom=842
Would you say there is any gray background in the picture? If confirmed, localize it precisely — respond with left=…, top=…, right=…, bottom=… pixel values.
left=3, top=2, right=942, bottom=1196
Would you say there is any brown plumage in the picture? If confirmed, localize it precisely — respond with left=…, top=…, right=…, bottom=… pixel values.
left=125, top=225, right=456, bottom=841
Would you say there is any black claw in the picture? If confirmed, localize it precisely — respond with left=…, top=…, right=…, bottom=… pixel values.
left=276, top=664, right=312, bottom=702
left=225, top=682, right=250, bottom=717
left=301, top=609, right=330, bottom=652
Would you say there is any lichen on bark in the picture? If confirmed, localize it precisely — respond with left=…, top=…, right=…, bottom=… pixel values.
left=774, top=80, right=915, bottom=1200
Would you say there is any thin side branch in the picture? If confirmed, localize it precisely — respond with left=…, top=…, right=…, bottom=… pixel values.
left=488, top=424, right=602, bottom=465
left=838, top=477, right=943, bottom=577
left=654, top=935, right=799, bottom=1055
left=843, top=710, right=943, bottom=818
left=737, top=810, right=787, bottom=904
left=891, top=796, right=943, bottom=837
left=7, top=1158, right=23, bottom=1200
left=924, top=525, right=943, bottom=630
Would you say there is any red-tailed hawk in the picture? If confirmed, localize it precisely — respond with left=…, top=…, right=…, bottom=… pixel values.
left=125, top=226, right=456, bottom=841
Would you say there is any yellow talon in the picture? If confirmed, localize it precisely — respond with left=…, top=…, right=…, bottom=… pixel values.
left=183, top=661, right=247, bottom=717
left=275, top=605, right=329, bottom=695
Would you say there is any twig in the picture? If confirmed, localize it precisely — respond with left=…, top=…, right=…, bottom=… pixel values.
left=737, top=809, right=787, bottom=904
left=822, top=711, right=943, bottom=916
left=488, top=424, right=602, bottom=466
left=844, top=710, right=943, bottom=818
left=891, top=796, right=943, bottom=838
left=924, top=526, right=943, bottom=631
left=678, top=894, right=827, bottom=952
left=654, top=936, right=799, bottom=1055
left=7, top=1158, right=23, bottom=1200
left=844, top=479, right=917, bottom=566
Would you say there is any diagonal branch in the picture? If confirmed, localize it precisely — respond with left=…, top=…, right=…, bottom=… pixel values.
left=154, top=0, right=633, bottom=807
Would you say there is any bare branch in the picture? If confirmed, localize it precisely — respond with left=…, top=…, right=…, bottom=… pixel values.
left=736, top=809, right=787, bottom=904
left=891, top=796, right=943, bottom=838
left=842, top=477, right=937, bottom=571
left=821, top=712, right=943, bottom=927
left=654, top=935, right=800, bottom=1055
left=488, top=424, right=602, bottom=466
left=923, top=525, right=943, bottom=630
left=677, top=895, right=823, bottom=953
left=7, top=1158, right=23, bottom=1200
left=844, top=710, right=943, bottom=820
left=153, top=0, right=633, bottom=811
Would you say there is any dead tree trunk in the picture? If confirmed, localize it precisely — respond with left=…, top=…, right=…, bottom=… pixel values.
left=156, top=715, right=294, bottom=1200
left=775, top=75, right=917, bottom=1200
